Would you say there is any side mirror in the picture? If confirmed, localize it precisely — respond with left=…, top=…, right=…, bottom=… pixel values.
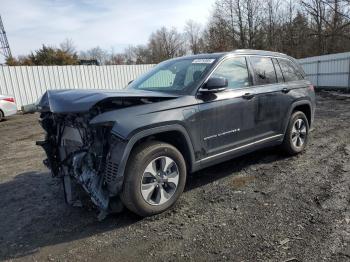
left=201, top=77, right=228, bottom=93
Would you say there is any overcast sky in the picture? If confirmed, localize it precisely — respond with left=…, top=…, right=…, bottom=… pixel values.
left=1, top=0, right=215, bottom=59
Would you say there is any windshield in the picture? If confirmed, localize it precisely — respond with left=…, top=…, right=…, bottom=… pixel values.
left=128, top=58, right=216, bottom=94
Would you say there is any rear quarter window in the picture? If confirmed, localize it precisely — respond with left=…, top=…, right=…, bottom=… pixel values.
left=278, top=59, right=303, bottom=82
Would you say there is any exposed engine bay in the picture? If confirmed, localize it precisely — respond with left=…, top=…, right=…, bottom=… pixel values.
left=37, top=111, right=115, bottom=219
left=35, top=94, right=176, bottom=220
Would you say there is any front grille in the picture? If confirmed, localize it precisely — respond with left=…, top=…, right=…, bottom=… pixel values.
left=104, top=160, right=119, bottom=184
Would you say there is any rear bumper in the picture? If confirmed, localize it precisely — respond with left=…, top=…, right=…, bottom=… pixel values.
left=4, top=108, right=17, bottom=117
left=0, top=100, right=18, bottom=117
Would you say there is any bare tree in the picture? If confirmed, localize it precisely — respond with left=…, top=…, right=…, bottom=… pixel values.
left=105, top=53, right=126, bottom=65
left=124, top=46, right=136, bottom=64
left=235, top=0, right=246, bottom=48
left=79, top=47, right=109, bottom=65
left=319, top=0, right=350, bottom=53
left=148, top=27, right=186, bottom=63
left=202, top=7, right=234, bottom=52
left=204, top=0, right=241, bottom=51
left=279, top=0, right=297, bottom=55
left=292, top=11, right=312, bottom=57
left=322, top=0, right=350, bottom=20
left=244, top=0, right=262, bottom=48
left=184, top=20, right=203, bottom=54
left=264, top=0, right=282, bottom=50
left=124, top=45, right=153, bottom=64
left=211, top=0, right=263, bottom=49
left=59, top=38, right=76, bottom=55
left=301, top=0, right=327, bottom=54
left=215, top=0, right=237, bottom=47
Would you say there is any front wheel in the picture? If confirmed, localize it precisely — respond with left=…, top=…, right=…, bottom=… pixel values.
left=282, top=111, right=309, bottom=155
left=121, top=141, right=187, bottom=217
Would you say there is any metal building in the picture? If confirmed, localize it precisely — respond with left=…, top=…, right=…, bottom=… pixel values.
left=298, top=52, right=350, bottom=92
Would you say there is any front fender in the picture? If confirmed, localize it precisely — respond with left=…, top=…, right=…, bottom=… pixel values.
left=119, top=124, right=196, bottom=174
left=105, top=124, right=197, bottom=194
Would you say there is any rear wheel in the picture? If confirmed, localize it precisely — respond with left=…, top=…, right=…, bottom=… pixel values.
left=282, top=111, right=309, bottom=155
left=121, top=141, right=187, bottom=217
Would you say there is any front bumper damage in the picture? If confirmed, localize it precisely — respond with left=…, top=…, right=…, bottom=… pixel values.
left=37, top=112, right=126, bottom=220
left=30, top=89, right=179, bottom=219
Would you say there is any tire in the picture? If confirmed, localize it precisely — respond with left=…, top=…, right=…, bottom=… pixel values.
left=0, top=110, right=4, bottom=122
left=282, top=111, right=309, bottom=155
left=121, top=140, right=187, bottom=217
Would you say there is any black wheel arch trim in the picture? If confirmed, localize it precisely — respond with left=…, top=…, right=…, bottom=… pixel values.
left=116, top=124, right=197, bottom=181
left=283, top=99, right=313, bottom=135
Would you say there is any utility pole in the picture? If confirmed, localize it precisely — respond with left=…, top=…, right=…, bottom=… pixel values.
left=0, top=15, right=12, bottom=59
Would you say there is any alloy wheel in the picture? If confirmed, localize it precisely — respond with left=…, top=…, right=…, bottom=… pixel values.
left=140, top=156, right=179, bottom=205
left=291, top=118, right=307, bottom=148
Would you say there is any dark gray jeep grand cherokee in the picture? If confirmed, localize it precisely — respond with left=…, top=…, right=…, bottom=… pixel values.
left=36, top=49, right=315, bottom=218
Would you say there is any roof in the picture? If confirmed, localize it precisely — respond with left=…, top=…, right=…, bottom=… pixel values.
left=231, top=49, right=290, bottom=58
left=174, top=49, right=292, bottom=61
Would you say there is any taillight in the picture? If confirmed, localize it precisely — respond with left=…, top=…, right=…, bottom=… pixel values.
left=2, top=97, right=15, bottom=103
left=308, top=85, right=314, bottom=92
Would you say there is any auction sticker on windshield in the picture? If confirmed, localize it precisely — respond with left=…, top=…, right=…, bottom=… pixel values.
left=192, top=59, right=215, bottom=64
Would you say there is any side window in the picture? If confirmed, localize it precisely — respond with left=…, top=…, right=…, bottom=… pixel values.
left=272, top=58, right=284, bottom=82
left=211, top=57, right=250, bottom=89
left=184, top=64, right=207, bottom=86
left=278, top=59, right=302, bottom=82
left=249, top=56, right=277, bottom=85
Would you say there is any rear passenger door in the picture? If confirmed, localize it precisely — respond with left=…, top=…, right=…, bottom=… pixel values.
left=247, top=56, right=291, bottom=137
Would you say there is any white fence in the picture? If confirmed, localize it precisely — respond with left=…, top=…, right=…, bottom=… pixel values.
left=0, top=64, right=154, bottom=109
left=1, top=54, right=349, bottom=111
left=298, top=52, right=350, bottom=91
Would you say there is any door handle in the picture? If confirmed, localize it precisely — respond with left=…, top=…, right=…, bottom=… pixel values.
left=282, top=88, right=290, bottom=93
left=242, top=93, right=255, bottom=100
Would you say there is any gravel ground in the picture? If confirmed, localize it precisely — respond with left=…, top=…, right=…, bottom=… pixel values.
left=0, top=92, right=349, bottom=262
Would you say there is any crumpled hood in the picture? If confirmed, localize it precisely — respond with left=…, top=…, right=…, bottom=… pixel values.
left=36, top=89, right=179, bottom=113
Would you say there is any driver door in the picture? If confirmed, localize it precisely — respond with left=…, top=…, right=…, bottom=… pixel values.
left=197, top=56, right=258, bottom=159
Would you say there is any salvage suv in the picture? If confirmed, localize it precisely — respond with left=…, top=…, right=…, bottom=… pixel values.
left=35, top=50, right=315, bottom=218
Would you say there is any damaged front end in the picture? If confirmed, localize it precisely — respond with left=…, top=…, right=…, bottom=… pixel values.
left=33, top=89, right=179, bottom=219
left=37, top=111, right=124, bottom=219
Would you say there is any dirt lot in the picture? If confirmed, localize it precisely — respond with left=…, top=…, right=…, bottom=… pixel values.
left=0, top=92, right=349, bottom=261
